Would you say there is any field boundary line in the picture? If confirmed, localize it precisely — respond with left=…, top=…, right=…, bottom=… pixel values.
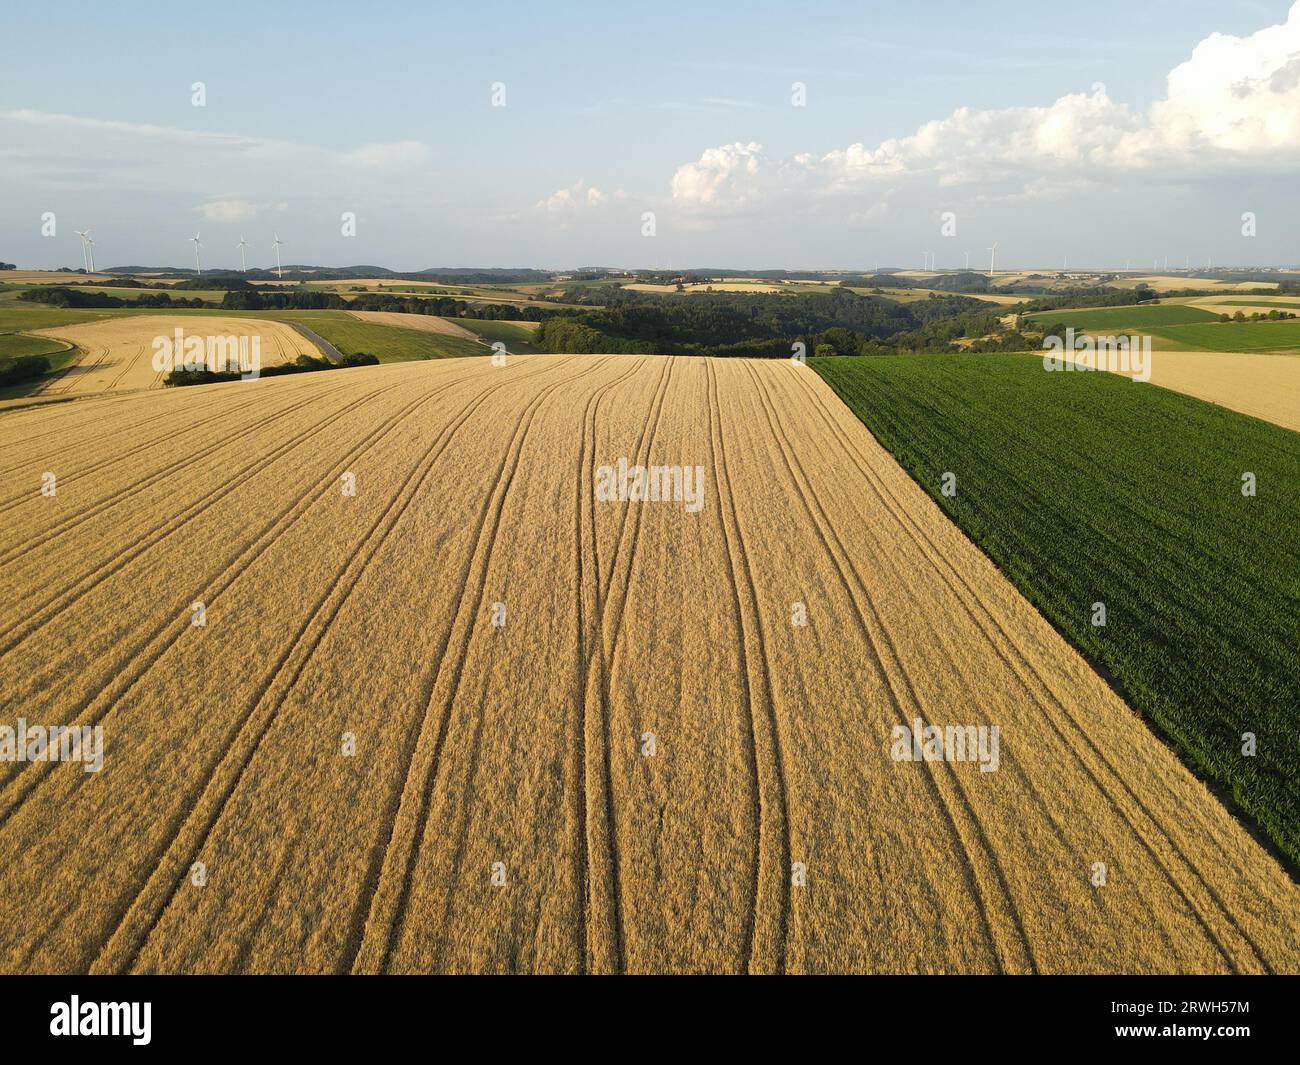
left=38, top=341, right=110, bottom=396
left=744, top=360, right=1033, bottom=973
left=793, top=367, right=1270, bottom=972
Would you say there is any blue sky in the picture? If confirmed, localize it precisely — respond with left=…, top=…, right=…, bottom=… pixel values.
left=2, top=0, right=1298, bottom=270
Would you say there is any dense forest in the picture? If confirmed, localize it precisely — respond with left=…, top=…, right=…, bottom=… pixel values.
left=534, top=287, right=1032, bottom=356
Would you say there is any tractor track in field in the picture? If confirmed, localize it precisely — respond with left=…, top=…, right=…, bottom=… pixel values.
left=0, top=363, right=501, bottom=825
left=706, top=360, right=791, bottom=974
left=580, top=357, right=674, bottom=973
left=92, top=359, right=575, bottom=974
left=572, top=357, right=659, bottom=972
left=346, top=357, right=596, bottom=973
left=1, top=355, right=1297, bottom=975
left=785, top=367, right=1270, bottom=972
left=0, top=379, right=367, bottom=652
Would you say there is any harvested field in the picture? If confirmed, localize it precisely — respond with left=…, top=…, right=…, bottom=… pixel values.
left=1069, top=348, right=1300, bottom=432
left=1, top=355, right=1297, bottom=975
left=1113, top=275, right=1279, bottom=292
left=30, top=316, right=313, bottom=395
left=348, top=310, right=483, bottom=341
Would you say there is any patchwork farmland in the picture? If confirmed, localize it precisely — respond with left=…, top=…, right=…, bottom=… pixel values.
left=813, top=354, right=1300, bottom=866
left=1, top=355, right=1297, bottom=974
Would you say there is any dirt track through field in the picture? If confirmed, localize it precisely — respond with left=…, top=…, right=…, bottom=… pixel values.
left=1, top=354, right=1297, bottom=974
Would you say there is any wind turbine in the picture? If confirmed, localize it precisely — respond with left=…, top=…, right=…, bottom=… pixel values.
left=964, top=250, right=970, bottom=271
left=190, top=233, right=203, bottom=276
left=85, top=234, right=96, bottom=274
left=987, top=242, right=998, bottom=279
left=74, top=229, right=91, bottom=272
left=238, top=236, right=249, bottom=273
left=272, top=233, right=285, bottom=279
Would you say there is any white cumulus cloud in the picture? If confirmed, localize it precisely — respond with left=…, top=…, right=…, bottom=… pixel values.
left=670, top=1, right=1300, bottom=211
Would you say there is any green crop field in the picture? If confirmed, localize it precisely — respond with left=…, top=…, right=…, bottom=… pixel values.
left=1195, top=299, right=1300, bottom=311
left=1147, top=320, right=1300, bottom=353
left=448, top=317, right=539, bottom=353
left=812, top=353, right=1300, bottom=869
left=0, top=303, right=116, bottom=332
left=0, top=333, right=75, bottom=359
left=1024, top=304, right=1219, bottom=330
left=270, top=311, right=486, bottom=361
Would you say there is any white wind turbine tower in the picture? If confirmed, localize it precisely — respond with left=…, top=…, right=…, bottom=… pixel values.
left=85, top=234, right=96, bottom=274
left=964, top=250, right=970, bottom=271
left=190, top=233, right=203, bottom=276
left=987, top=242, right=998, bottom=279
left=238, top=236, right=250, bottom=273
left=272, top=233, right=285, bottom=279
left=74, top=229, right=91, bottom=272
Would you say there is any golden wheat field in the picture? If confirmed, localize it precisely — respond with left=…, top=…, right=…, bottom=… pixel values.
left=31, top=316, right=316, bottom=395
left=1064, top=349, right=1300, bottom=432
left=347, top=310, right=482, bottom=340
left=1, top=354, right=1297, bottom=975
